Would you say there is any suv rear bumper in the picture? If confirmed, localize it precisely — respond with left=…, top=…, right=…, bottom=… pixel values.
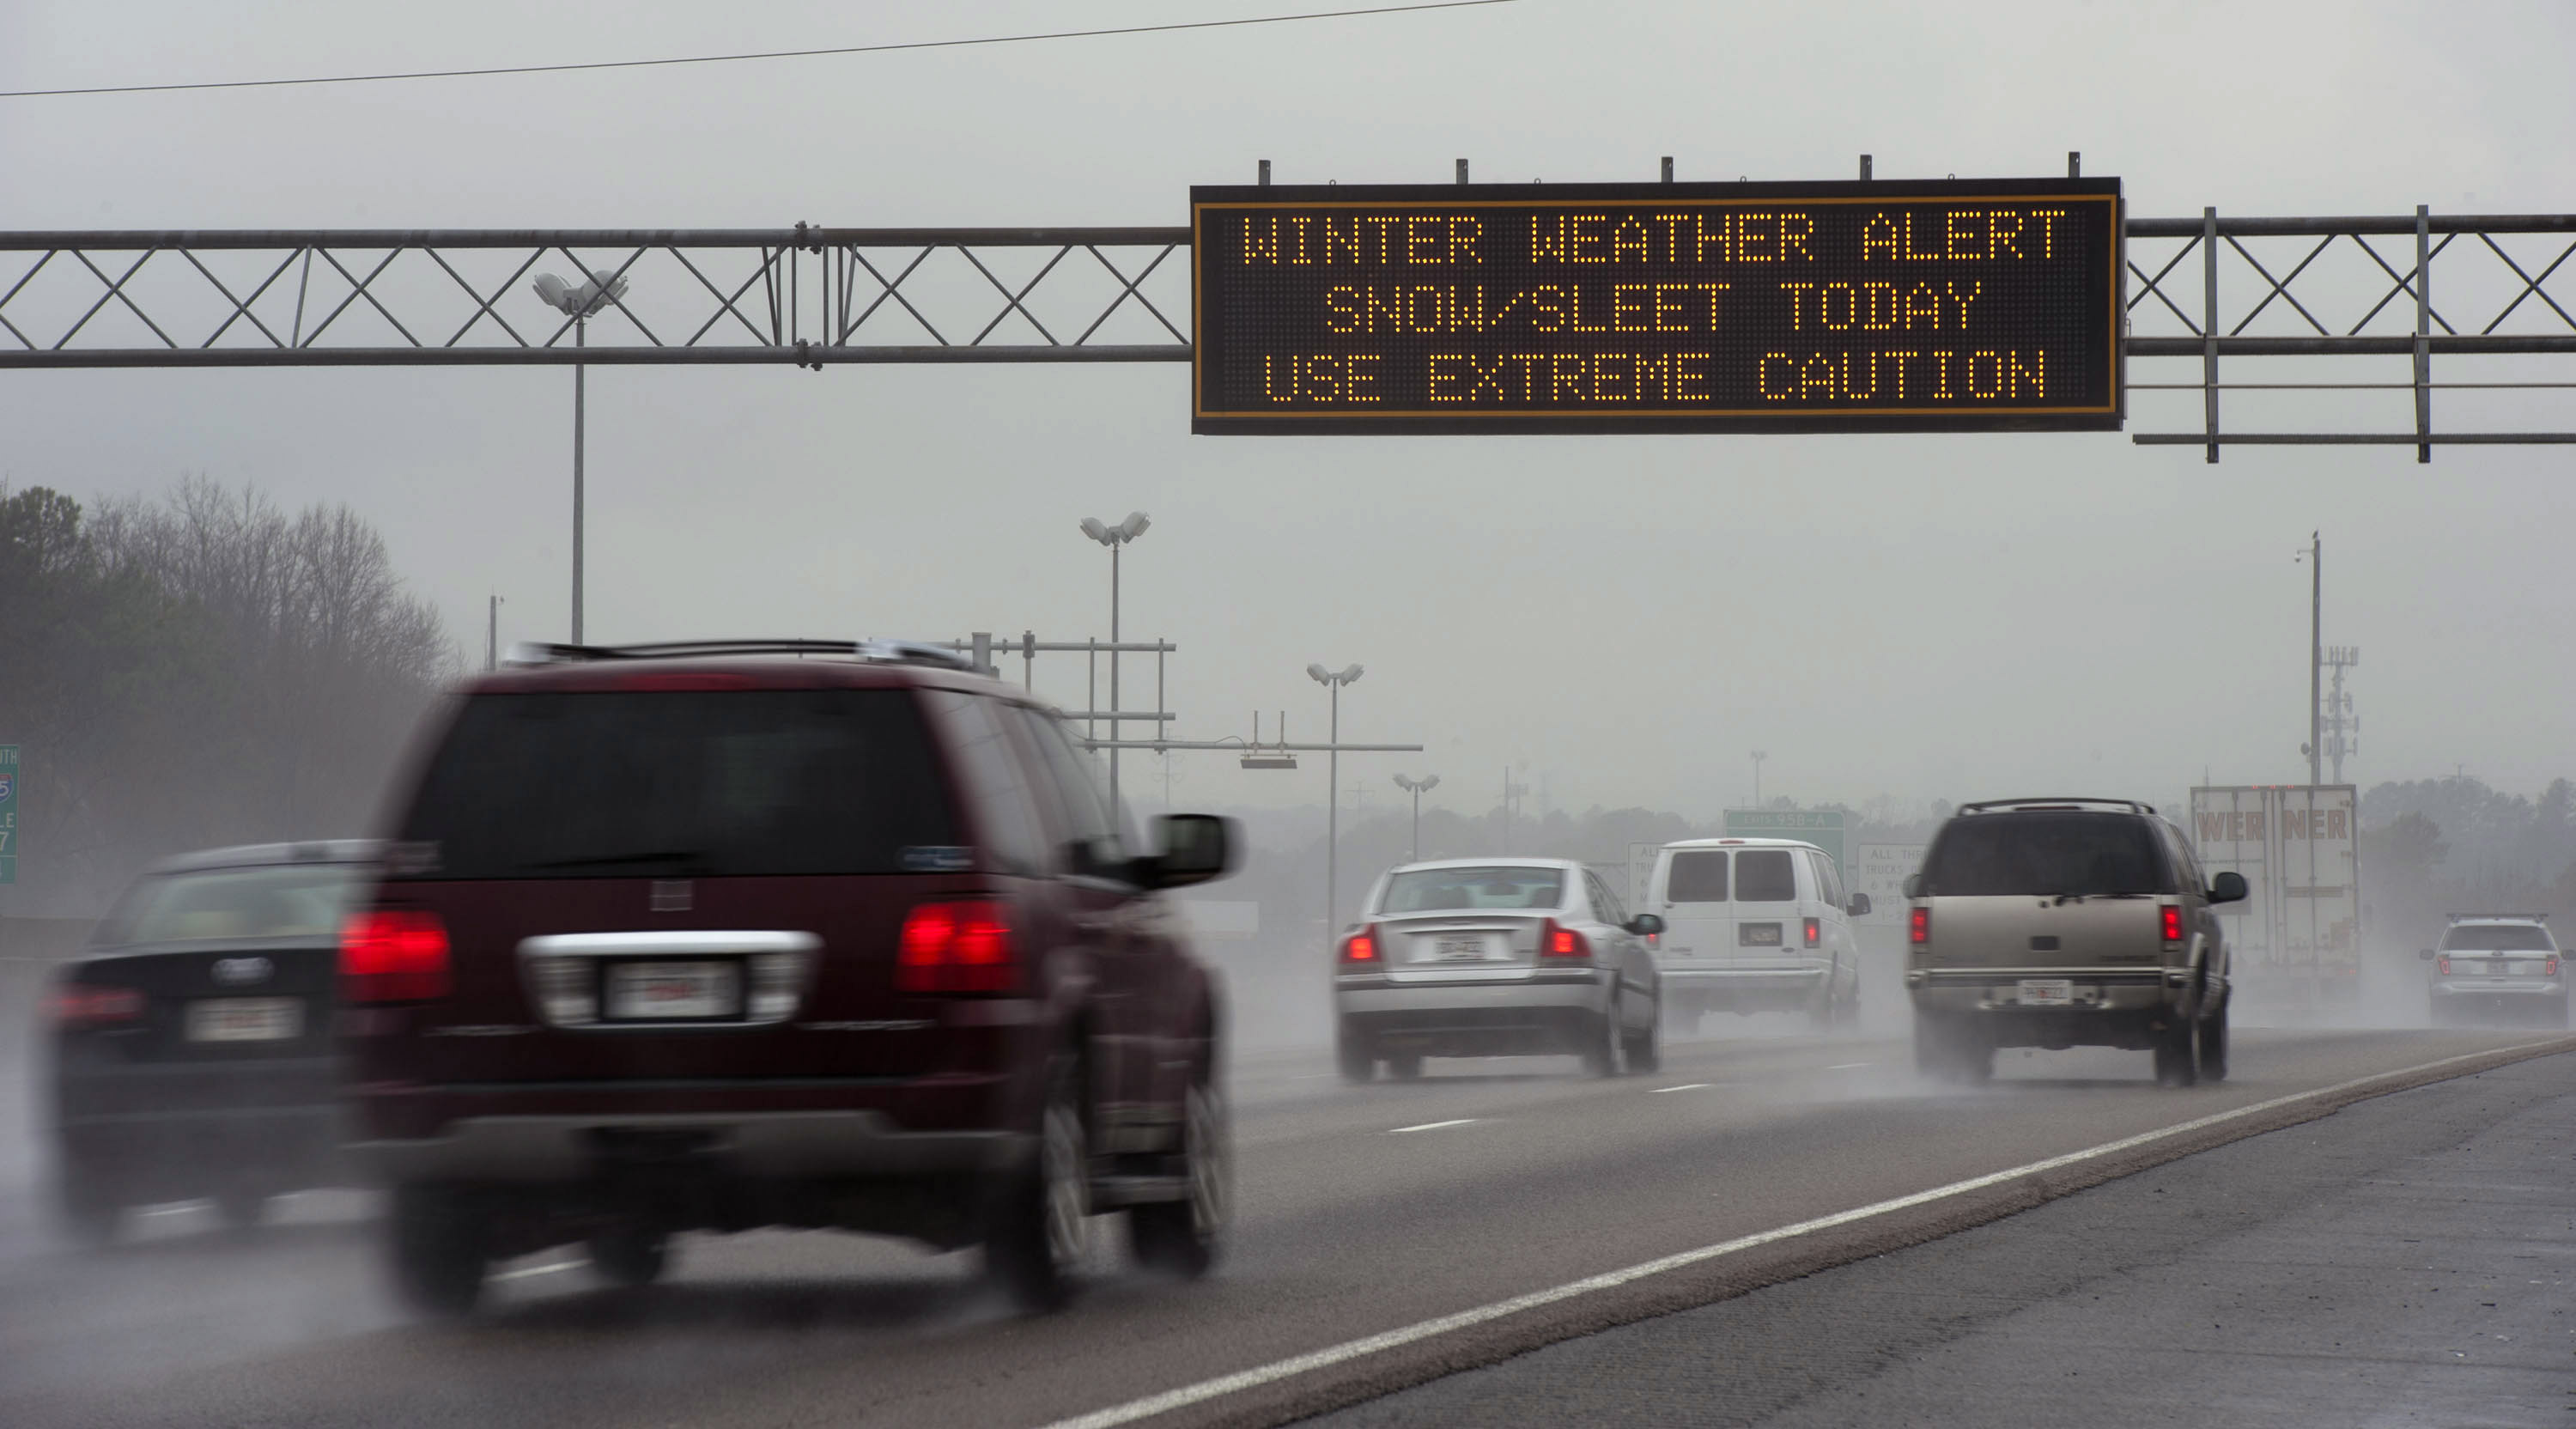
left=1906, top=965, right=2196, bottom=1017
left=343, top=1073, right=1028, bottom=1183
left=349, top=1110, right=1028, bottom=1183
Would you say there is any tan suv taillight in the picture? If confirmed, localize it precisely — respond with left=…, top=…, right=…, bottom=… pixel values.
left=1909, top=907, right=1929, bottom=945
left=2161, top=906, right=2184, bottom=945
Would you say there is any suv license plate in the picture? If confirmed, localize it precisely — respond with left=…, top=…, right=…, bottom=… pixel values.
left=2016, top=979, right=2075, bottom=1006
left=605, top=962, right=740, bottom=1020
left=187, top=997, right=302, bottom=1042
left=1431, top=935, right=1491, bottom=962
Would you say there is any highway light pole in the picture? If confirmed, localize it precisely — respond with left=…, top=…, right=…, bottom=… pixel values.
left=1394, top=773, right=1440, bottom=862
left=1752, top=750, right=1769, bottom=808
left=1080, top=512, right=1151, bottom=823
left=1309, top=662, right=1364, bottom=934
left=532, top=269, right=630, bottom=643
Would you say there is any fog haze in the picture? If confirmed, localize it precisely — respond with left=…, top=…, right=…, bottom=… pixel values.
left=5, top=0, right=2573, bottom=820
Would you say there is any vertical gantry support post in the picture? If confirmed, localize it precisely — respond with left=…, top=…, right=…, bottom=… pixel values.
left=1257, top=160, right=1271, bottom=186
left=1455, top=158, right=1469, bottom=185
left=1661, top=156, right=1674, bottom=183
left=573, top=315, right=587, bottom=641
left=1858, top=155, right=1872, bottom=181
left=1022, top=630, right=1036, bottom=691
left=2202, top=206, right=2220, bottom=465
left=2415, top=204, right=2433, bottom=465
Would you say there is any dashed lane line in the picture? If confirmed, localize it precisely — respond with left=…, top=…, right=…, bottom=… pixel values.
left=1385, top=1119, right=1479, bottom=1134
left=1031, top=1037, right=2576, bottom=1429
left=1648, top=1083, right=1713, bottom=1093
left=494, top=1257, right=587, bottom=1282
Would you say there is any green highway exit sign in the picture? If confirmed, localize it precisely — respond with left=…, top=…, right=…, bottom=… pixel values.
left=1722, top=806, right=1845, bottom=875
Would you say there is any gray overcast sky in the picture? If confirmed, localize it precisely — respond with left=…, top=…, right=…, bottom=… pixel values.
left=3, top=1, right=2572, bottom=820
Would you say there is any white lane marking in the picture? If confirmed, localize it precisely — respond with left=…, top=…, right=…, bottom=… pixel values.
left=494, top=1256, right=588, bottom=1282
left=138, top=1206, right=197, bottom=1219
left=1648, top=1083, right=1712, bottom=1094
left=1032, top=1038, right=2573, bottom=1429
left=1826, top=1062, right=1874, bottom=1071
left=1385, top=1118, right=1479, bottom=1134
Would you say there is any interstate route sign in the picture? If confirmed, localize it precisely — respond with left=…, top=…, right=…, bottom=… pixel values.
left=1190, top=178, right=2123, bottom=435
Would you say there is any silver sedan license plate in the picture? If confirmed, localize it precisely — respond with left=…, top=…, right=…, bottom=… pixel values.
left=1430, top=934, right=1492, bottom=962
left=186, top=997, right=302, bottom=1042
left=2016, top=979, right=2075, bottom=1006
left=605, top=962, right=740, bottom=1019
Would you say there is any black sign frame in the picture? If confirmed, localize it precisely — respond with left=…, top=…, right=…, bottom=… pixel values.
left=1191, top=177, right=2123, bottom=435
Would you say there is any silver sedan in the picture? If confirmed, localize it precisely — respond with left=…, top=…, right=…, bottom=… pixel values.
left=1332, top=859, right=1664, bottom=1081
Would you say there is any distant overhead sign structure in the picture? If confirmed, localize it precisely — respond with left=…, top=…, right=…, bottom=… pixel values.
left=1192, top=178, right=2122, bottom=435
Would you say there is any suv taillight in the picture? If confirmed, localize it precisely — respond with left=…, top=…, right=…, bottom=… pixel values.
left=2549, top=957, right=2561, bottom=976
left=2161, top=906, right=2184, bottom=943
left=896, top=901, right=1019, bottom=993
left=1803, top=916, right=1821, bottom=948
left=1910, top=907, right=1929, bottom=945
left=340, top=909, right=452, bottom=1003
left=1540, top=919, right=1590, bottom=960
left=1339, top=926, right=1380, bottom=965
left=2438, top=954, right=2451, bottom=976
left=49, top=983, right=144, bottom=1027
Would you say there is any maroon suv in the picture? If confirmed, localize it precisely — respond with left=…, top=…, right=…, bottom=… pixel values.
left=338, top=639, right=1237, bottom=1314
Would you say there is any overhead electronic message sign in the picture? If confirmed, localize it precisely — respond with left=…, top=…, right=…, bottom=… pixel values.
left=1191, top=178, right=2122, bottom=435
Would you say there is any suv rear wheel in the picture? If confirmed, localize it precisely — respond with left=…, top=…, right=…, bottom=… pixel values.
left=387, top=1185, right=489, bottom=1317
left=2196, top=1000, right=2231, bottom=1083
left=1129, top=1068, right=1228, bottom=1278
left=2153, top=1019, right=2200, bottom=1088
left=586, top=1224, right=671, bottom=1287
left=986, top=1055, right=1091, bottom=1313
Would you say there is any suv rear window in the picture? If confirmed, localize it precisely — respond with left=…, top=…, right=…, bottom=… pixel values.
left=397, top=690, right=958, bottom=879
left=2440, top=923, right=2555, bottom=952
left=1734, top=849, right=1798, bottom=903
left=1918, top=813, right=2170, bottom=897
left=1665, top=851, right=1727, bottom=903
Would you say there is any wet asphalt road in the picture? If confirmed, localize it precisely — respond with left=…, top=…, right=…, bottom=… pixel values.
left=1, top=1025, right=2567, bottom=1429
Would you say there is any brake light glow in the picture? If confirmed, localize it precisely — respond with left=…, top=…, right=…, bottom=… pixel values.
left=2438, top=955, right=2451, bottom=976
left=340, top=909, right=452, bottom=1003
left=1909, top=907, right=1929, bottom=945
left=2161, top=906, right=2184, bottom=943
left=1540, top=919, right=1590, bottom=960
left=896, top=900, right=1019, bottom=993
left=1802, top=916, right=1820, bottom=947
left=1339, top=927, right=1379, bottom=964
left=2549, top=957, right=2561, bottom=976
left=49, top=983, right=144, bottom=1026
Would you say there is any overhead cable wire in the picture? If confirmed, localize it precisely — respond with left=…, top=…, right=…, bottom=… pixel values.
left=0, top=1, right=1518, bottom=100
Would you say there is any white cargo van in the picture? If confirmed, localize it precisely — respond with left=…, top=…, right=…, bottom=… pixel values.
left=1645, top=837, right=1865, bottom=1030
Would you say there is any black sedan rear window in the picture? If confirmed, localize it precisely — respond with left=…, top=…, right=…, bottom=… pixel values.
left=1918, top=813, right=2170, bottom=897
left=397, top=690, right=957, bottom=879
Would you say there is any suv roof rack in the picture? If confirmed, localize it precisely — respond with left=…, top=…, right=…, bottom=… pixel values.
left=2445, top=911, right=2549, bottom=923
left=1955, top=797, right=2158, bottom=817
left=504, top=639, right=978, bottom=672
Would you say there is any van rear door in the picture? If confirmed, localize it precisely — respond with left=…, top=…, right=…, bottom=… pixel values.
left=1655, top=848, right=1732, bottom=973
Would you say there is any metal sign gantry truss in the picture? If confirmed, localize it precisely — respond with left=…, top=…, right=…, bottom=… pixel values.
left=3, top=210, right=2572, bottom=459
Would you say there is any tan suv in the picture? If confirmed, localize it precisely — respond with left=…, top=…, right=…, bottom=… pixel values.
left=1903, top=799, right=2245, bottom=1087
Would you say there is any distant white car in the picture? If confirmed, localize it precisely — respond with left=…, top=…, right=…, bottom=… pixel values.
left=1643, top=837, right=1865, bottom=1031
left=1332, top=858, right=1664, bottom=1081
left=2423, top=915, right=2567, bottom=1029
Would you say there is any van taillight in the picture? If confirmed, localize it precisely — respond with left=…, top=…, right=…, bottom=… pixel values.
left=49, top=983, right=144, bottom=1026
left=1339, top=927, right=1379, bottom=964
left=896, top=901, right=1019, bottom=993
left=340, top=909, right=452, bottom=1003
left=1540, top=919, right=1590, bottom=960
left=1803, top=917, right=1820, bottom=947
left=2161, top=906, right=2184, bottom=943
left=1909, top=907, right=1929, bottom=945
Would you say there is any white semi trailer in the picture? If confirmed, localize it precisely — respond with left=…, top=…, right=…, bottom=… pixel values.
left=2189, top=785, right=2362, bottom=1008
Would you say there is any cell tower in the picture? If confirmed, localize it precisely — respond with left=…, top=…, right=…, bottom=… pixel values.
left=2321, top=646, right=2360, bottom=783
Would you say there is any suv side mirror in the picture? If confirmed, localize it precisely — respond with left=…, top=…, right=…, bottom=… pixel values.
left=1136, top=813, right=1237, bottom=891
left=1625, top=914, right=1666, bottom=937
left=2208, top=871, right=2248, bottom=905
left=2418, top=947, right=2437, bottom=961
left=1900, top=874, right=1923, bottom=899
left=1846, top=893, right=1872, bottom=918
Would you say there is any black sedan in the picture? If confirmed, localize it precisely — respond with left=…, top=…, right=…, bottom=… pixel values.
left=45, top=840, right=375, bottom=1243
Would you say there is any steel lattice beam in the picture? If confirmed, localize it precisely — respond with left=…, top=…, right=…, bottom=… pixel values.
left=4, top=212, right=2573, bottom=459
